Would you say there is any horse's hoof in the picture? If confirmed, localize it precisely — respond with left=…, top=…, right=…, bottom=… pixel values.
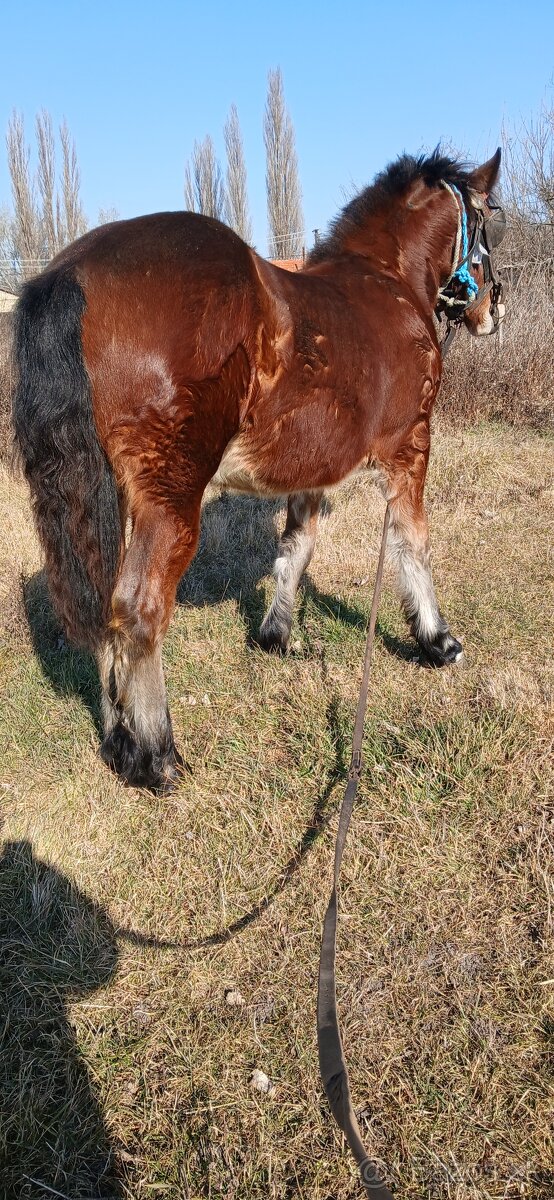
left=418, top=631, right=464, bottom=668
left=258, top=623, right=289, bottom=654
left=100, top=723, right=188, bottom=793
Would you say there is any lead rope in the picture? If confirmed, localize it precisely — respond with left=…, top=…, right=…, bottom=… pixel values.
left=317, top=256, right=464, bottom=1192
left=317, top=503, right=394, bottom=1199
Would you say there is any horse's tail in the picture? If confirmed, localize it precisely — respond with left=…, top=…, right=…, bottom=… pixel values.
left=12, top=269, right=121, bottom=650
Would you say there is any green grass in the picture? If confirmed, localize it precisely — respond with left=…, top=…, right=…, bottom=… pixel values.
left=1, top=423, right=553, bottom=1199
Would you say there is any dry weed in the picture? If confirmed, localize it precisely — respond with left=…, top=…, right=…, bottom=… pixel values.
left=441, top=270, right=554, bottom=428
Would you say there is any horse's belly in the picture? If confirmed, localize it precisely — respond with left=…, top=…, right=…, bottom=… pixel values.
left=211, top=421, right=371, bottom=497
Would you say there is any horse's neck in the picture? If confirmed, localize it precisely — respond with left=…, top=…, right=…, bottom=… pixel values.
left=349, top=199, right=455, bottom=313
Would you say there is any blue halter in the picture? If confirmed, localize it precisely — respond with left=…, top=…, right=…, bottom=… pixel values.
left=450, top=184, right=479, bottom=297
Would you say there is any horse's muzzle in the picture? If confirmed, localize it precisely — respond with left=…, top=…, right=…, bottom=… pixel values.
left=467, top=294, right=505, bottom=337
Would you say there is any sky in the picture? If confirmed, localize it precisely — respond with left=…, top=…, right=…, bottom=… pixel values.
left=1, top=0, right=553, bottom=255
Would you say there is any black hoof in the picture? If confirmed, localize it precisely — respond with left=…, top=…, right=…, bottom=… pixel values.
left=100, top=723, right=187, bottom=793
left=258, top=623, right=289, bottom=655
left=418, top=630, right=464, bottom=668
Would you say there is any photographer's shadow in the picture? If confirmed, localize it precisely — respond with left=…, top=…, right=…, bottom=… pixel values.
left=0, top=839, right=123, bottom=1199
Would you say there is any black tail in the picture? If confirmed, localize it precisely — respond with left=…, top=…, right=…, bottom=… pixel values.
left=13, top=269, right=120, bottom=649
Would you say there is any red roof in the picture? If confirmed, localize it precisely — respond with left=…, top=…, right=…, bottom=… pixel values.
left=269, top=258, right=303, bottom=272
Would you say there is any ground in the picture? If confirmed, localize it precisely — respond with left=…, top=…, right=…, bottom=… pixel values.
left=0, top=423, right=553, bottom=1200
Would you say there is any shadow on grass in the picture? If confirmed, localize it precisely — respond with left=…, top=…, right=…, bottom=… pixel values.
left=118, top=690, right=348, bottom=953
left=23, top=492, right=411, bottom=725
left=179, top=491, right=420, bottom=666
left=178, top=491, right=412, bottom=656
left=0, top=838, right=123, bottom=1199
left=177, top=491, right=280, bottom=644
left=23, top=570, right=103, bottom=737
left=376, top=623, right=419, bottom=663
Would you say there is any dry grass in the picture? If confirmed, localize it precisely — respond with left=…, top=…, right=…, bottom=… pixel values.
left=1, top=423, right=553, bottom=1200
left=440, top=271, right=554, bottom=430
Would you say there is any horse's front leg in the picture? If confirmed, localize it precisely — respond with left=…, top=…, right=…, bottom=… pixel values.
left=380, top=427, right=463, bottom=666
left=259, top=490, right=323, bottom=653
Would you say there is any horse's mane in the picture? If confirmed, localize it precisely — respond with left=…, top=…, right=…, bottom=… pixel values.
left=308, top=148, right=474, bottom=265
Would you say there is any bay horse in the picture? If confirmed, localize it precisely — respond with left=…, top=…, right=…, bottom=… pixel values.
left=13, top=148, right=505, bottom=793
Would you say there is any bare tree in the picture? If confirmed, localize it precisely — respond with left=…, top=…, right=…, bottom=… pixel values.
left=60, top=120, right=87, bottom=244
left=503, top=106, right=553, bottom=221
left=97, top=206, right=119, bottom=227
left=2, top=110, right=87, bottom=284
left=264, top=68, right=304, bottom=259
left=0, top=208, right=10, bottom=252
left=501, top=100, right=554, bottom=271
left=36, top=110, right=59, bottom=256
left=184, top=135, right=226, bottom=220
left=6, top=112, right=40, bottom=276
left=224, top=105, right=252, bottom=242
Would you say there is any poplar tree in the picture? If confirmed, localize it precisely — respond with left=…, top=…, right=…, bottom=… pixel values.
left=264, top=68, right=304, bottom=258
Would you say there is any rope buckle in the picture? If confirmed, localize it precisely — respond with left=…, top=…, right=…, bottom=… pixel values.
left=349, top=749, right=362, bottom=778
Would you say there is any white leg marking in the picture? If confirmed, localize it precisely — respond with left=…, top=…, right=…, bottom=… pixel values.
left=100, top=634, right=171, bottom=751
left=97, top=640, right=118, bottom=737
left=260, top=496, right=320, bottom=649
left=388, top=526, right=442, bottom=642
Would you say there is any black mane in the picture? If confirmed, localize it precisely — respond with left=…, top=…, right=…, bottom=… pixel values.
left=308, top=148, right=474, bottom=265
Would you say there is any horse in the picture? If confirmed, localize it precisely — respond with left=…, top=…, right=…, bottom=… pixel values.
left=13, top=147, right=506, bottom=793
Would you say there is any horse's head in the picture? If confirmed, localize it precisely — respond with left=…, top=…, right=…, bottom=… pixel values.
left=437, top=149, right=507, bottom=338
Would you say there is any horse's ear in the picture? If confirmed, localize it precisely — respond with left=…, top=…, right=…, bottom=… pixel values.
left=468, top=148, right=501, bottom=196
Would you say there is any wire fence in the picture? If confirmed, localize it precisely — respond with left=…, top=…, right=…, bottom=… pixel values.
left=267, top=231, right=306, bottom=260
left=0, top=260, right=52, bottom=294
left=0, top=239, right=312, bottom=288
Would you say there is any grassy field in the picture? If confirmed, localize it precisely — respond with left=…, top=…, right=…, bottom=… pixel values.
left=1, top=423, right=553, bottom=1200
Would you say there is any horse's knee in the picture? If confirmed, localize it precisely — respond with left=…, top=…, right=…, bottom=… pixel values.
left=110, top=577, right=165, bottom=652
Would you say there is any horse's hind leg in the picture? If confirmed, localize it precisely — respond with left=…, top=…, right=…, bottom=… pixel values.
left=259, top=490, right=323, bottom=652
left=379, top=429, right=463, bottom=666
left=98, top=497, right=202, bottom=791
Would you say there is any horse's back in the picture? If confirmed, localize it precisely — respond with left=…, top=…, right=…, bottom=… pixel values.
left=50, top=210, right=255, bottom=285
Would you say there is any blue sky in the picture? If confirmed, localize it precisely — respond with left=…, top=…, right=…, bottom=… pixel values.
left=1, top=0, right=552, bottom=254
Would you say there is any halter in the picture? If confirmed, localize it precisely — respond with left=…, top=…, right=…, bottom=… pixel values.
left=436, top=180, right=505, bottom=328
left=439, top=181, right=479, bottom=299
